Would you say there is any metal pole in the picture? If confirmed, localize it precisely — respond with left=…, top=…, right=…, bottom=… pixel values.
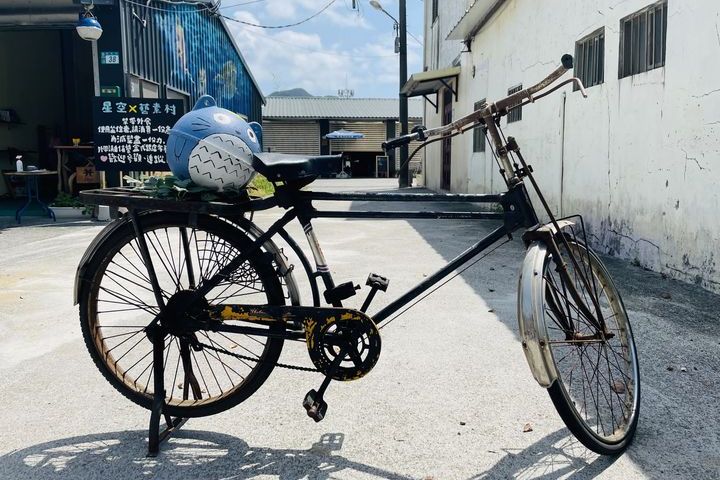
left=398, top=0, right=409, bottom=188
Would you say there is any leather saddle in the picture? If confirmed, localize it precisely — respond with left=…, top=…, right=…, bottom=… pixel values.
left=251, top=153, right=343, bottom=184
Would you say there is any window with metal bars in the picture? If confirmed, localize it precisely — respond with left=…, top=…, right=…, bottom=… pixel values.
left=473, top=99, right=487, bottom=152
left=619, top=0, right=668, bottom=79
left=575, top=28, right=605, bottom=89
left=507, top=85, right=522, bottom=123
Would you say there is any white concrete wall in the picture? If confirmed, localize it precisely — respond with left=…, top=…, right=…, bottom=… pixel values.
left=424, top=0, right=720, bottom=292
left=422, top=0, right=469, bottom=191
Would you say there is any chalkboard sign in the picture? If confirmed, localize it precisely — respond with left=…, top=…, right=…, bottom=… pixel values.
left=92, top=97, right=184, bottom=171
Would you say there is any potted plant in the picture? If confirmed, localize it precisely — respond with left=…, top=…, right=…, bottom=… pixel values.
left=50, top=192, right=89, bottom=218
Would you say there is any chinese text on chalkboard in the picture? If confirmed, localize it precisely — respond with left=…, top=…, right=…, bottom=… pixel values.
left=93, top=97, right=184, bottom=171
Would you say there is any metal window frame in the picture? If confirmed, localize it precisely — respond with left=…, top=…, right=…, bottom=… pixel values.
left=618, top=0, right=667, bottom=79
left=166, top=86, right=191, bottom=113
left=507, top=85, right=523, bottom=123
left=574, top=27, right=605, bottom=90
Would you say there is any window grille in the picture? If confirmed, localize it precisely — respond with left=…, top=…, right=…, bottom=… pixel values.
left=507, top=85, right=522, bottom=123
left=472, top=99, right=487, bottom=152
left=619, top=1, right=667, bottom=78
left=575, top=28, right=605, bottom=89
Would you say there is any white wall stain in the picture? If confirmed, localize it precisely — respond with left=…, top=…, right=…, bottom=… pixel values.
left=423, top=0, right=720, bottom=292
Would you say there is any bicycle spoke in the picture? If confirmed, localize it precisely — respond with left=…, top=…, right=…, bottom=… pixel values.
left=86, top=217, right=279, bottom=414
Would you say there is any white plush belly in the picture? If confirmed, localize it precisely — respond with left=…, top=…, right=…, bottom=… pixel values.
left=188, top=133, right=256, bottom=191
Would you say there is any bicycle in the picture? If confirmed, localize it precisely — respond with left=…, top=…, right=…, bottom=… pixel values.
left=77, top=54, right=640, bottom=457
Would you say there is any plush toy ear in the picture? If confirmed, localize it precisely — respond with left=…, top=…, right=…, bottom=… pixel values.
left=249, top=122, right=263, bottom=148
left=193, top=95, right=217, bottom=110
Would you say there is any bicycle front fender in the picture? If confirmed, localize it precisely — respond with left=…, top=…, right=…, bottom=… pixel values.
left=517, top=219, right=575, bottom=388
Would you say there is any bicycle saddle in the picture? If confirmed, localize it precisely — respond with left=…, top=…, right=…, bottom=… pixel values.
left=252, top=152, right=342, bottom=183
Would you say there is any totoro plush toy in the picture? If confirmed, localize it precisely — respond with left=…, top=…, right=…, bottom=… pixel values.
left=166, top=95, right=262, bottom=191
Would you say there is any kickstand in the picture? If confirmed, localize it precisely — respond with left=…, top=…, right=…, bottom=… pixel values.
left=147, top=327, right=188, bottom=457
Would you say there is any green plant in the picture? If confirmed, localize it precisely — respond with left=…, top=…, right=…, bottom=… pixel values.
left=51, top=192, right=84, bottom=208
left=126, top=174, right=274, bottom=202
left=247, top=174, right=275, bottom=197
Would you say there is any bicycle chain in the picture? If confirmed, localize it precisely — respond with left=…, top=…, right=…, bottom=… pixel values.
left=194, top=338, right=319, bottom=373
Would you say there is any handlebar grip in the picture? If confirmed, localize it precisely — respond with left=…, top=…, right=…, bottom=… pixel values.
left=382, top=132, right=418, bottom=151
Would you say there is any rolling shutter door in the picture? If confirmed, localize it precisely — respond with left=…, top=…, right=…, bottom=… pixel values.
left=263, top=120, right=320, bottom=155
left=329, top=122, right=386, bottom=152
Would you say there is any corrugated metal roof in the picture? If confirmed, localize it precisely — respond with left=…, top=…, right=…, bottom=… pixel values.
left=263, top=97, right=424, bottom=121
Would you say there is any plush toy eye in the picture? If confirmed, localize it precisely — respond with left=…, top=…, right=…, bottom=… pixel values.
left=246, top=128, right=257, bottom=143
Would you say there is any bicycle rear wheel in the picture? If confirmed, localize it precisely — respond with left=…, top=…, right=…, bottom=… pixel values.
left=78, top=212, right=285, bottom=418
left=539, top=239, right=640, bottom=454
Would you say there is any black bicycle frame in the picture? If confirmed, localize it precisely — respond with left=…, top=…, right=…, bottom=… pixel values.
left=173, top=180, right=541, bottom=337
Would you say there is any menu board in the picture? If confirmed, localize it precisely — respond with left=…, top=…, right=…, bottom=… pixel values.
left=92, top=97, right=184, bottom=171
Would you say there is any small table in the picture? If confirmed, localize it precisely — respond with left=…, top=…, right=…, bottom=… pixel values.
left=2, top=170, right=57, bottom=223
left=53, top=145, right=94, bottom=193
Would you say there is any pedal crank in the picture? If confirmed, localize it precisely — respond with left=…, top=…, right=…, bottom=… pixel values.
left=304, top=309, right=381, bottom=381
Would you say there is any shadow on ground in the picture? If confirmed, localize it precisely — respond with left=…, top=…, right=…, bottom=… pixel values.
left=468, top=429, right=618, bottom=479
left=0, top=428, right=624, bottom=480
left=336, top=187, right=720, bottom=478
left=0, top=218, right=99, bottom=231
left=0, top=431, right=413, bottom=480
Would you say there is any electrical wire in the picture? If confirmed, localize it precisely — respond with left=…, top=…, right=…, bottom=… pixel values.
left=123, top=0, right=212, bottom=13
left=219, top=0, right=338, bottom=28
left=217, top=0, right=267, bottom=8
left=124, top=0, right=337, bottom=30
left=231, top=22, right=398, bottom=58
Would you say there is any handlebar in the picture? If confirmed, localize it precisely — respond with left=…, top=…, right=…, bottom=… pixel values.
left=383, top=54, right=585, bottom=152
left=382, top=132, right=420, bottom=151
left=494, top=54, right=574, bottom=113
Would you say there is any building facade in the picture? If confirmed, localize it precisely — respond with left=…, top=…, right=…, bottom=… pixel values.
left=0, top=0, right=262, bottom=195
left=420, top=0, right=720, bottom=292
left=262, top=97, right=424, bottom=178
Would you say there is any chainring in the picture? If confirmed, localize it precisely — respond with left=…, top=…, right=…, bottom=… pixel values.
left=305, top=312, right=381, bottom=381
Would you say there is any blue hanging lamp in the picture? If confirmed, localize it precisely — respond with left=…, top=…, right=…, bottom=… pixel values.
left=76, top=2, right=103, bottom=41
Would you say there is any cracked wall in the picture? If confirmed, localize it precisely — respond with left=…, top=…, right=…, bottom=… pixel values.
left=424, top=0, right=720, bottom=293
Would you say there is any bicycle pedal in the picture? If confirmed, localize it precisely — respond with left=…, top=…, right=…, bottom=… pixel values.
left=302, top=389, right=328, bottom=423
left=366, top=273, right=389, bottom=292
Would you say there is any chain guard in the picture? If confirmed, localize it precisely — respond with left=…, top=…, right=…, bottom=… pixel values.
left=305, top=310, right=381, bottom=381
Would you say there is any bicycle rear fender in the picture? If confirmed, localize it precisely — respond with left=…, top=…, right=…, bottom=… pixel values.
left=73, top=214, right=301, bottom=307
left=517, top=220, right=574, bottom=388
left=74, top=217, right=128, bottom=305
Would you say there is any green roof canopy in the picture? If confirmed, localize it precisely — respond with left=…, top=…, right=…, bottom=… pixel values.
left=400, top=66, right=461, bottom=97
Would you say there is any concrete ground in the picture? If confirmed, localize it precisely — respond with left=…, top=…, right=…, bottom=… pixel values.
left=0, top=178, right=718, bottom=479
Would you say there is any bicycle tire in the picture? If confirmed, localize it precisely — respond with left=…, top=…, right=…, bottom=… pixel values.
left=78, top=212, right=285, bottom=418
left=539, top=239, right=640, bottom=454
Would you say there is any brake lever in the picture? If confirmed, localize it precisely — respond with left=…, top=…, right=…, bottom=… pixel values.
left=573, top=77, right=588, bottom=98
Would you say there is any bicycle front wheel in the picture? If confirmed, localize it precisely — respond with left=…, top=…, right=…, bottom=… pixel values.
left=78, top=212, right=285, bottom=418
left=538, top=239, right=640, bottom=454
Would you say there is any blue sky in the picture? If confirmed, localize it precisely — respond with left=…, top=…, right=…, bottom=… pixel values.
left=221, top=0, right=425, bottom=98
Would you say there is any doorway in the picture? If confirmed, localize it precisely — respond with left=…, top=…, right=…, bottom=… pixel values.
left=441, top=87, right=453, bottom=190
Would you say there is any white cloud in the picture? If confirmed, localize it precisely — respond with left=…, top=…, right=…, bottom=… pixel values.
left=262, top=0, right=370, bottom=28
left=227, top=3, right=423, bottom=97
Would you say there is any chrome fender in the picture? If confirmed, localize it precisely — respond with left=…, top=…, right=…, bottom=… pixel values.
left=74, top=214, right=301, bottom=307
left=517, top=220, right=574, bottom=388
